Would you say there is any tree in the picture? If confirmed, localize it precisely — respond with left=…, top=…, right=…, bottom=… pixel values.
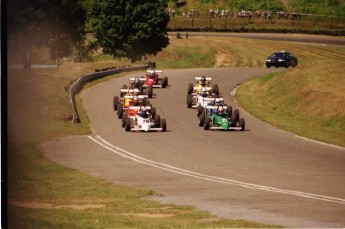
left=91, top=0, right=170, bottom=62
left=8, top=0, right=86, bottom=68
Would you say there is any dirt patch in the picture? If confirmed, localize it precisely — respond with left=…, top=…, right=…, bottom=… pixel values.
left=120, top=213, right=176, bottom=218
left=8, top=199, right=106, bottom=210
left=213, top=51, right=234, bottom=68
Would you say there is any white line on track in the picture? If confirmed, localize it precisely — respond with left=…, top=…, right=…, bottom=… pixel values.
left=88, top=135, right=345, bottom=205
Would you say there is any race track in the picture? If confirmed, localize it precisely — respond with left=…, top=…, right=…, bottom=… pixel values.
left=43, top=67, right=345, bottom=228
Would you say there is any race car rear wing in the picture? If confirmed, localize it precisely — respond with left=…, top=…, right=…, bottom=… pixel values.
left=193, top=86, right=212, bottom=91
left=146, top=70, right=163, bottom=73
left=123, top=95, right=148, bottom=99
left=205, top=105, right=228, bottom=110
left=195, top=77, right=212, bottom=81
left=129, top=77, right=146, bottom=82
left=121, top=88, right=140, bottom=93
left=128, top=106, right=151, bottom=110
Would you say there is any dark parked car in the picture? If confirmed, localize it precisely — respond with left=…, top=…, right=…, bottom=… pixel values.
left=266, top=51, right=298, bottom=68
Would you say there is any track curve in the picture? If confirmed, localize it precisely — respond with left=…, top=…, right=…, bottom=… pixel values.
left=44, top=67, right=345, bottom=227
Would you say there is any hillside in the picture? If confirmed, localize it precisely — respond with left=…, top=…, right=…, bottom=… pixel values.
left=168, top=0, right=345, bottom=16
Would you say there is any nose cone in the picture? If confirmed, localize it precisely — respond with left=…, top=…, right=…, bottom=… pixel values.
left=142, top=123, right=151, bottom=132
left=220, top=122, right=229, bottom=130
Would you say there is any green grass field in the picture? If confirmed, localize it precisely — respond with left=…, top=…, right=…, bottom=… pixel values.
left=7, top=34, right=345, bottom=228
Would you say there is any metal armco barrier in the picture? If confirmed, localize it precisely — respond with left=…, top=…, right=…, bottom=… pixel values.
left=69, top=65, right=148, bottom=123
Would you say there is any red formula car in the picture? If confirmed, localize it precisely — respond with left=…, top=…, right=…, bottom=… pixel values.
left=145, top=69, right=168, bottom=88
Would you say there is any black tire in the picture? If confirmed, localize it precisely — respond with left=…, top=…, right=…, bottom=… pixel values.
left=154, top=114, right=160, bottom=125
left=161, top=78, right=166, bottom=88
left=199, top=112, right=205, bottom=127
left=148, top=86, right=153, bottom=98
left=163, top=77, right=168, bottom=86
left=187, top=94, right=193, bottom=108
left=161, top=119, right=167, bottom=132
left=289, top=60, right=297, bottom=67
left=122, top=115, right=127, bottom=128
left=234, top=109, right=240, bottom=121
left=187, top=83, right=193, bottom=94
left=204, top=118, right=210, bottom=130
left=113, top=96, right=119, bottom=111
left=151, top=107, right=156, bottom=118
left=266, top=64, right=271, bottom=68
left=285, top=61, right=289, bottom=68
left=239, top=118, right=245, bottom=131
left=197, top=105, right=203, bottom=117
left=226, top=106, right=232, bottom=116
left=142, top=98, right=148, bottom=106
left=117, top=105, right=123, bottom=119
left=230, top=114, right=237, bottom=122
left=125, top=118, right=131, bottom=132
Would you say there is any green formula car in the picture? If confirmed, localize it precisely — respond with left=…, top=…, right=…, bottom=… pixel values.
left=200, top=106, right=245, bottom=131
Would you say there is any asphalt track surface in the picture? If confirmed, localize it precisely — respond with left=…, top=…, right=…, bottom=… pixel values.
left=43, top=66, right=345, bottom=228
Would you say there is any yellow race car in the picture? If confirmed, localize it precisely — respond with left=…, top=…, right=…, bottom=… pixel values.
left=187, top=76, right=219, bottom=95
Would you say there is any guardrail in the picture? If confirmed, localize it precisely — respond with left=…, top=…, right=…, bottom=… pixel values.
left=69, top=65, right=148, bottom=123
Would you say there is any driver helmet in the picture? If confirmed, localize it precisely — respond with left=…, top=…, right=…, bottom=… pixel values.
left=201, top=76, right=206, bottom=82
left=129, top=89, right=134, bottom=95
left=134, top=96, right=139, bottom=102
left=217, top=106, right=224, bottom=114
left=134, top=77, right=139, bottom=83
left=140, top=106, right=146, bottom=112
left=201, top=87, right=208, bottom=97
left=215, top=98, right=221, bottom=105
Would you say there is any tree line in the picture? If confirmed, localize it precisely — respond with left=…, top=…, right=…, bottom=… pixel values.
left=8, top=0, right=169, bottom=68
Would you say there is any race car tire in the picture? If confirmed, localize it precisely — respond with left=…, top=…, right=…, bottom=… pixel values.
left=285, top=62, right=289, bottom=68
left=151, top=107, right=156, bottom=118
left=142, top=98, right=148, bottom=106
left=239, top=118, right=245, bottom=131
left=230, top=114, right=237, bottom=122
left=204, top=118, right=210, bottom=130
left=122, top=115, right=126, bottom=128
left=187, top=83, right=193, bottom=94
left=187, top=94, right=193, bottom=108
left=154, top=114, right=160, bottom=126
left=117, top=105, right=123, bottom=119
left=148, top=86, right=153, bottom=98
left=234, top=109, right=240, bottom=121
left=164, top=77, right=168, bottom=86
left=162, top=78, right=166, bottom=88
left=113, top=96, right=119, bottom=111
left=226, top=106, right=232, bottom=116
left=199, top=112, right=205, bottom=127
left=266, top=64, right=271, bottom=68
left=125, top=118, right=131, bottom=132
left=161, top=119, right=167, bottom=132
left=197, top=105, right=203, bottom=117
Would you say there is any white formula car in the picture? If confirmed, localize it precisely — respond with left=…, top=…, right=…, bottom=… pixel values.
left=123, top=106, right=167, bottom=132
